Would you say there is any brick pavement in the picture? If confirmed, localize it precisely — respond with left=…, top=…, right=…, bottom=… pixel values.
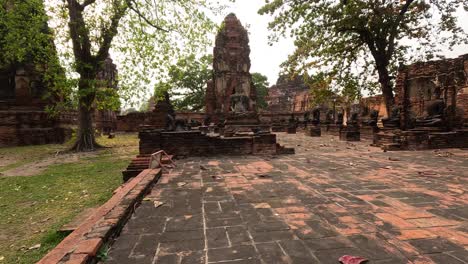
left=103, top=133, right=468, bottom=264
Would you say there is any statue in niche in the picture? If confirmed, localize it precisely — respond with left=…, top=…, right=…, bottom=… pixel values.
left=365, top=110, right=379, bottom=127
left=325, top=110, right=334, bottom=124
left=229, top=80, right=250, bottom=113
left=414, top=86, right=445, bottom=127
left=382, top=106, right=401, bottom=128
left=165, top=113, right=175, bottom=131
left=288, top=114, right=297, bottom=128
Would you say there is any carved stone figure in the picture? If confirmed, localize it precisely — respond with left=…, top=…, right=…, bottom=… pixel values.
left=365, top=110, right=379, bottom=126
left=382, top=106, right=401, bottom=128
left=312, top=108, right=321, bottom=125
left=230, top=94, right=249, bottom=112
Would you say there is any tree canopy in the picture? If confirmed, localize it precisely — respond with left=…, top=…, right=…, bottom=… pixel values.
left=259, top=0, right=468, bottom=112
left=155, top=54, right=213, bottom=112
left=44, top=0, right=222, bottom=151
left=252, top=72, right=269, bottom=110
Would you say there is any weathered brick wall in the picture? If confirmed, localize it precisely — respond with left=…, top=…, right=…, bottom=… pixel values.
left=395, top=54, right=468, bottom=127
left=0, top=111, right=72, bottom=147
left=176, top=112, right=205, bottom=124
left=116, top=112, right=159, bottom=132
left=266, top=75, right=308, bottom=113
left=138, top=129, right=278, bottom=157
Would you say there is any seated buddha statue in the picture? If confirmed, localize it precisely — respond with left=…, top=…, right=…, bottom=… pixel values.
left=414, top=87, right=445, bottom=128
left=382, top=106, right=401, bottom=128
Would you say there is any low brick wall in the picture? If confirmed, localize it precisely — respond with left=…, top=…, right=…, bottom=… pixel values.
left=0, top=110, right=72, bottom=147
left=139, top=129, right=280, bottom=157
left=37, top=168, right=162, bottom=264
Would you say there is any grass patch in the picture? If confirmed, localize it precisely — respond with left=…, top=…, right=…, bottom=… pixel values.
left=0, top=133, right=138, bottom=263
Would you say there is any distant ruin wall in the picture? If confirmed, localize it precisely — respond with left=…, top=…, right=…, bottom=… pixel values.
left=395, top=53, right=468, bottom=125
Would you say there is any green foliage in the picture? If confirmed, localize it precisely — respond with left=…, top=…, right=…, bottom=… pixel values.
left=155, top=54, right=213, bottom=111
left=305, top=72, right=362, bottom=108
left=95, top=88, right=121, bottom=111
left=259, top=0, right=467, bottom=104
left=45, top=0, right=223, bottom=107
left=0, top=134, right=138, bottom=263
left=251, top=72, right=269, bottom=110
left=0, top=0, right=71, bottom=113
left=304, top=72, right=334, bottom=107
left=45, top=0, right=224, bottom=149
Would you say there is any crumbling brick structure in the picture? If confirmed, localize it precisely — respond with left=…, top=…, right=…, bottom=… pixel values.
left=116, top=93, right=174, bottom=132
left=205, top=13, right=257, bottom=123
left=374, top=54, right=468, bottom=150
left=123, top=14, right=294, bottom=180
left=266, top=75, right=309, bottom=113
left=0, top=64, right=74, bottom=147
left=395, top=54, right=468, bottom=129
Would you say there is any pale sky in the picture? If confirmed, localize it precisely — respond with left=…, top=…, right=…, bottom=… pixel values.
left=215, top=0, right=468, bottom=86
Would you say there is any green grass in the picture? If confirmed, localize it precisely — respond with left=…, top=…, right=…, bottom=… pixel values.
left=0, top=133, right=138, bottom=263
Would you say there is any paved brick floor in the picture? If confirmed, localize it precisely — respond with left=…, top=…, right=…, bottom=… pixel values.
left=104, top=133, right=468, bottom=264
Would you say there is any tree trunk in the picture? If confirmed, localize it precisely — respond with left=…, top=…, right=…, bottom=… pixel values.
left=375, top=62, right=395, bottom=115
left=71, top=71, right=101, bottom=151
left=72, top=103, right=97, bottom=151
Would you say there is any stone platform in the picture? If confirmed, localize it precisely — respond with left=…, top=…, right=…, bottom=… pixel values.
left=138, top=129, right=293, bottom=158
left=374, top=129, right=468, bottom=151
left=104, top=133, right=468, bottom=264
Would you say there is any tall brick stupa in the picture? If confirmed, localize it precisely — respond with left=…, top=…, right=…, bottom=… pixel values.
left=205, top=14, right=259, bottom=134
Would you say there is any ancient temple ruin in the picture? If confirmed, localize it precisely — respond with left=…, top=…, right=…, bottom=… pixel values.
left=0, top=3, right=74, bottom=147
left=374, top=54, right=468, bottom=150
left=206, top=13, right=256, bottom=117
left=205, top=13, right=261, bottom=135
left=266, top=75, right=309, bottom=113
left=0, top=63, right=73, bottom=146
left=124, top=14, right=293, bottom=180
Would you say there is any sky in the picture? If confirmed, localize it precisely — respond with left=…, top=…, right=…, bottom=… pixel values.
left=215, top=0, right=468, bottom=86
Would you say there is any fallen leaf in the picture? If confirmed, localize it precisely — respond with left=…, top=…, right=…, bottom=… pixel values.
left=28, top=244, right=41, bottom=250
left=153, top=201, right=164, bottom=208
left=339, top=255, right=368, bottom=264
left=0, top=256, right=4, bottom=261
left=177, top=182, right=187, bottom=187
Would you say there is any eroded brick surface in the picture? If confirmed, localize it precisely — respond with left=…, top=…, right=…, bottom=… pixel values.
left=104, top=134, right=468, bottom=264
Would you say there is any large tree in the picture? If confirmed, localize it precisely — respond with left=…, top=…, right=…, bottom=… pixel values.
left=155, top=54, right=213, bottom=111
left=252, top=72, right=269, bottom=110
left=259, top=0, right=467, bottom=113
left=47, top=0, right=219, bottom=151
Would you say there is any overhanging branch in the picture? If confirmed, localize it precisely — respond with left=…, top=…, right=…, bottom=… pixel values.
left=126, top=0, right=169, bottom=32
